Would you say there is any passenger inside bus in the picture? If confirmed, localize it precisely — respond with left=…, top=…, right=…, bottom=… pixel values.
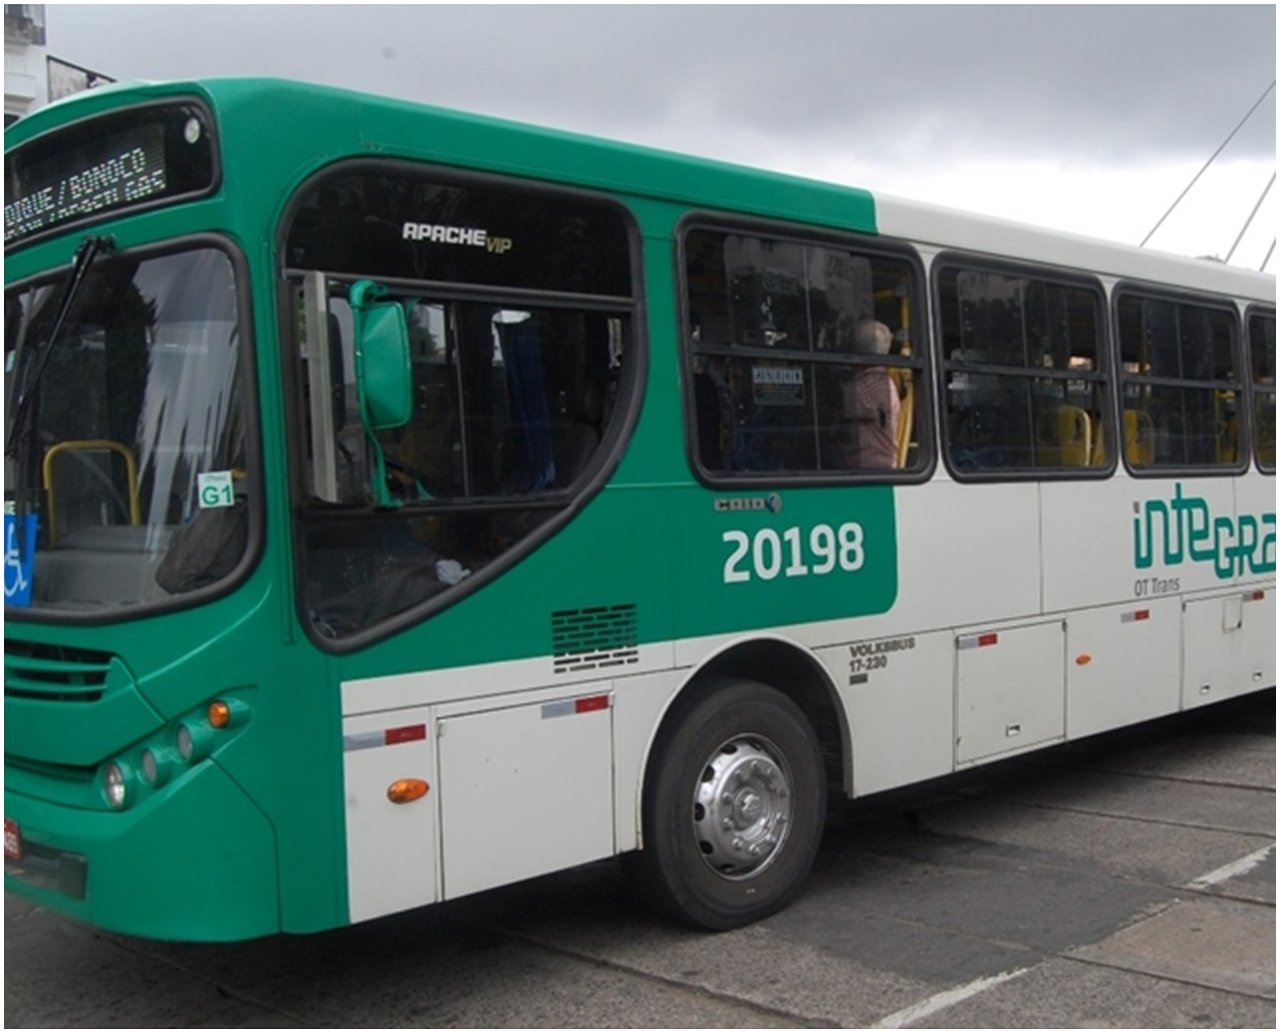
left=844, top=318, right=900, bottom=469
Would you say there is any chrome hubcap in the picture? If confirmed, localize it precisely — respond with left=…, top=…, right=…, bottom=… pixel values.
left=692, top=736, right=792, bottom=879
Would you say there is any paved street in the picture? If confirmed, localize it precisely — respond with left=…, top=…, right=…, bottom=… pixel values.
left=5, top=690, right=1274, bottom=1028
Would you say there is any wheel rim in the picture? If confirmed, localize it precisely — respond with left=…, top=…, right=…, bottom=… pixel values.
left=691, top=735, right=793, bottom=880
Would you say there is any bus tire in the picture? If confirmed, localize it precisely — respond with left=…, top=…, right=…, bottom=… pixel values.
left=638, top=679, right=826, bottom=930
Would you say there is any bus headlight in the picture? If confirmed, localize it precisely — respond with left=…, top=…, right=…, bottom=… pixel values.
left=176, top=721, right=214, bottom=763
left=102, top=762, right=130, bottom=810
left=140, top=746, right=179, bottom=788
left=176, top=724, right=193, bottom=760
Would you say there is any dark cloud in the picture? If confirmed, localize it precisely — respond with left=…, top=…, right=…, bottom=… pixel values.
left=46, top=5, right=1275, bottom=167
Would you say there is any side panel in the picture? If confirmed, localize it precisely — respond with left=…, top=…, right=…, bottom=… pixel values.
left=668, top=485, right=900, bottom=643
left=956, top=620, right=1065, bottom=765
left=820, top=629, right=953, bottom=797
left=1239, top=586, right=1276, bottom=690
left=1183, top=592, right=1241, bottom=709
left=1183, top=588, right=1276, bottom=709
left=612, top=670, right=683, bottom=853
left=894, top=478, right=1042, bottom=632
left=342, top=706, right=438, bottom=924
left=1042, top=478, right=1241, bottom=614
left=1066, top=598, right=1181, bottom=738
left=437, top=687, right=614, bottom=900
left=1236, top=468, right=1278, bottom=695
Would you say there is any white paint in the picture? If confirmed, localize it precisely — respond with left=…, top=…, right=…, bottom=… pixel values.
left=872, top=967, right=1031, bottom=1029
left=875, top=192, right=1275, bottom=302
left=1184, top=843, right=1275, bottom=891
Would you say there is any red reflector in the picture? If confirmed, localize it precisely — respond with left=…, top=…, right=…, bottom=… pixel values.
left=977, top=633, right=999, bottom=648
left=1251, top=590, right=1266, bottom=601
left=1134, top=609, right=1150, bottom=621
left=4, top=818, right=21, bottom=862
left=385, top=724, right=427, bottom=746
left=575, top=694, right=610, bottom=714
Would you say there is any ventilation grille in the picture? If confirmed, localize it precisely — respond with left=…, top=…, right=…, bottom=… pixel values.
left=552, top=604, right=639, bottom=674
left=5, top=639, right=117, bottom=704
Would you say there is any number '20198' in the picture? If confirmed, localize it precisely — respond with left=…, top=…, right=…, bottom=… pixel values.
left=722, top=522, right=865, bottom=584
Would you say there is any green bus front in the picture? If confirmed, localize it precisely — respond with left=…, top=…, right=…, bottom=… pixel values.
left=3, top=87, right=341, bottom=939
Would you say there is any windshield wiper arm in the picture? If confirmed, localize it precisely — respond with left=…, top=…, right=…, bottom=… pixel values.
left=5, top=234, right=115, bottom=457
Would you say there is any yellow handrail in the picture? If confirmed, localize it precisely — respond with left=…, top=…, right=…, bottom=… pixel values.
left=42, top=439, right=142, bottom=543
left=895, top=290, right=914, bottom=468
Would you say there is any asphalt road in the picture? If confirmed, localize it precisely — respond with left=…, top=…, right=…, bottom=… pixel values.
left=5, top=690, right=1275, bottom=1028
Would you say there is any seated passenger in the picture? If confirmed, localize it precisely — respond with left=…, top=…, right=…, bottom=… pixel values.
left=848, top=319, right=900, bottom=469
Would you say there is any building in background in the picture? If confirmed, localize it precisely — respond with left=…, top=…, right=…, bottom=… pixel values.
left=5, top=4, right=111, bottom=126
left=5, top=4, right=47, bottom=125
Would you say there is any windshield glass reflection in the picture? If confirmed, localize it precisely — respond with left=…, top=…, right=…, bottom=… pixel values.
left=4, top=245, right=250, bottom=613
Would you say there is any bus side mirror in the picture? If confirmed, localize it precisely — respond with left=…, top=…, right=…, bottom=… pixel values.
left=350, top=280, right=413, bottom=507
left=351, top=280, right=412, bottom=431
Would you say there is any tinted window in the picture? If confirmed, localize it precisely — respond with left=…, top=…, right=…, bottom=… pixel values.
left=284, top=167, right=631, bottom=297
left=1249, top=310, right=1275, bottom=470
left=1116, top=294, right=1242, bottom=470
left=284, top=166, right=638, bottom=643
left=937, top=264, right=1108, bottom=475
left=684, top=227, right=927, bottom=479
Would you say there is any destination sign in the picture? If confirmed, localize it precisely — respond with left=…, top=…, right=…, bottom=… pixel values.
left=5, top=102, right=217, bottom=248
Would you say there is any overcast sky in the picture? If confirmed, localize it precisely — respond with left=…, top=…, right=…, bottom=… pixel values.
left=44, top=4, right=1277, bottom=271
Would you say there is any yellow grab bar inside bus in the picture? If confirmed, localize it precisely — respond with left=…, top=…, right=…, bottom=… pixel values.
left=891, top=288, right=914, bottom=469
left=42, top=439, right=143, bottom=543
left=1122, top=409, right=1155, bottom=466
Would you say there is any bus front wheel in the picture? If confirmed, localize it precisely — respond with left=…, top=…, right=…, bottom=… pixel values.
left=638, top=679, right=826, bottom=930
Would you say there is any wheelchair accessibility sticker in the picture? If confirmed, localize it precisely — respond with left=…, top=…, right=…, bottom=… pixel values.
left=4, top=512, right=37, bottom=607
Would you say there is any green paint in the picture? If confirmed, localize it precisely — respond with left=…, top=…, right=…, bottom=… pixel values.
left=671, top=486, right=899, bottom=637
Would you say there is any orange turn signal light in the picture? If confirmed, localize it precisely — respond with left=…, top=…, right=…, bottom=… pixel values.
left=1075, top=654, right=1093, bottom=666
left=208, top=701, right=232, bottom=728
left=387, top=778, right=430, bottom=804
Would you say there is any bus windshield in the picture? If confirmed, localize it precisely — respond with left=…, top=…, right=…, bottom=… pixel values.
left=4, top=243, right=250, bottom=613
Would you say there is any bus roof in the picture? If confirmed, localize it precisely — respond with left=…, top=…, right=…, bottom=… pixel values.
left=7, top=76, right=1275, bottom=305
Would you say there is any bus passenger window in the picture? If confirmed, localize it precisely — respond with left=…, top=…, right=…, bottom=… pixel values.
left=938, top=266, right=1109, bottom=476
left=1248, top=311, right=1275, bottom=470
left=284, top=167, right=638, bottom=641
left=296, top=297, right=630, bottom=637
left=1117, top=294, right=1243, bottom=471
left=683, top=227, right=927, bottom=480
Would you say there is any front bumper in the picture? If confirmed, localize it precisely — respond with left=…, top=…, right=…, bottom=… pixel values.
left=5, top=761, right=279, bottom=942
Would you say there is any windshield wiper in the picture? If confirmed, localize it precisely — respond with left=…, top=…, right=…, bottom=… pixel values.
left=5, top=234, right=115, bottom=457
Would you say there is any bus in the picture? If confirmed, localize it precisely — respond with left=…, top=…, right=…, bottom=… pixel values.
left=4, top=78, right=1274, bottom=941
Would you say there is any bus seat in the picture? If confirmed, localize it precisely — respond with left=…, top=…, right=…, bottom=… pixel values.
left=1091, top=417, right=1107, bottom=466
left=1257, top=406, right=1276, bottom=467
left=1036, top=405, right=1091, bottom=466
left=1123, top=409, right=1155, bottom=466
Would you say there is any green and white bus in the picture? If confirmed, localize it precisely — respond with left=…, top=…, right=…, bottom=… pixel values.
left=4, top=79, right=1274, bottom=941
